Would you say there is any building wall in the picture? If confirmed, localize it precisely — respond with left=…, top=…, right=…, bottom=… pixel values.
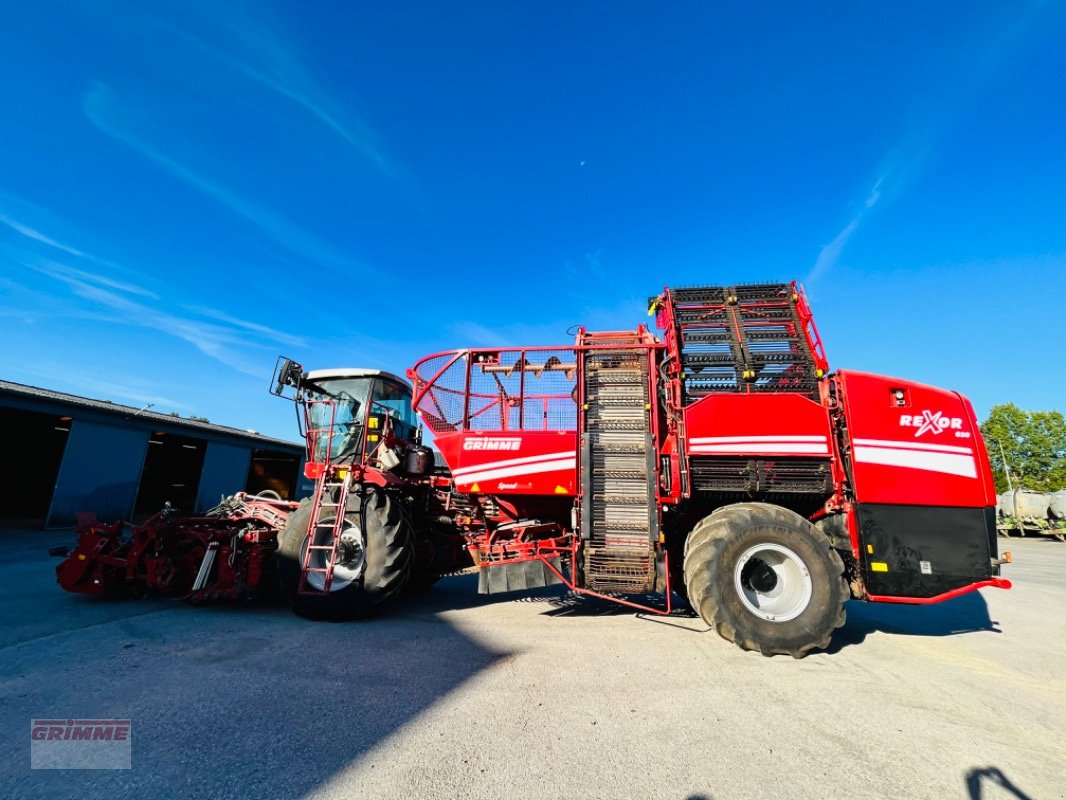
left=1, top=385, right=305, bottom=529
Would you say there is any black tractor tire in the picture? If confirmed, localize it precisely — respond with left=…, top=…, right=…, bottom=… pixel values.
left=683, top=502, right=847, bottom=658
left=276, top=488, right=412, bottom=620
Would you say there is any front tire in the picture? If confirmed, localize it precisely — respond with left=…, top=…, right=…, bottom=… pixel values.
left=276, top=487, right=412, bottom=620
left=683, top=503, right=847, bottom=658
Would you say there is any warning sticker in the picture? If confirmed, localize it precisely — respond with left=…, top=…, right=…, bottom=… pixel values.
left=920, top=560, right=933, bottom=575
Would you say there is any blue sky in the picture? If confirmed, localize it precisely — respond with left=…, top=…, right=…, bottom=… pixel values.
left=2, top=1, right=1063, bottom=441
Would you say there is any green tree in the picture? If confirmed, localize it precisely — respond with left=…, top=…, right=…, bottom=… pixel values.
left=980, top=404, right=1066, bottom=493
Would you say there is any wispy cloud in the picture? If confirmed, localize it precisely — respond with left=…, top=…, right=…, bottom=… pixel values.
left=808, top=176, right=887, bottom=282
left=83, top=82, right=367, bottom=276
left=5, top=242, right=306, bottom=378
left=141, top=2, right=394, bottom=177
left=0, top=199, right=158, bottom=291
left=13, top=364, right=190, bottom=411
left=184, top=305, right=307, bottom=349
left=18, top=254, right=159, bottom=300
left=808, top=2, right=1049, bottom=282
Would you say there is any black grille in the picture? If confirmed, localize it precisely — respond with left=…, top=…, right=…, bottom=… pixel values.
left=666, top=283, right=821, bottom=401
left=690, top=457, right=832, bottom=495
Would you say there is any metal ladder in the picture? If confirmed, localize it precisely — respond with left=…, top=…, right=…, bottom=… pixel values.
left=579, top=331, right=658, bottom=593
left=298, top=469, right=353, bottom=594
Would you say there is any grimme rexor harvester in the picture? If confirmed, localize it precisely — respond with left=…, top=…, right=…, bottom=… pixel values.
left=58, top=282, right=1011, bottom=657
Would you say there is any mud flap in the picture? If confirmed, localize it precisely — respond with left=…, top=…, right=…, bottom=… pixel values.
left=478, top=557, right=564, bottom=594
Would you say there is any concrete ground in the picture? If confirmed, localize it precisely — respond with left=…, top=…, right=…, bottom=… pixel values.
left=0, top=528, right=1062, bottom=800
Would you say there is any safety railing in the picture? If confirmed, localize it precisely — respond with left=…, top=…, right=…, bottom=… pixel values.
left=408, top=347, right=579, bottom=434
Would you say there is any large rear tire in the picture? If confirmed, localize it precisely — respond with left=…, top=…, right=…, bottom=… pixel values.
left=276, top=487, right=412, bottom=620
left=683, top=503, right=847, bottom=658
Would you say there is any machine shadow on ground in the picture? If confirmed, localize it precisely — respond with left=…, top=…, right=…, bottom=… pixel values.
left=964, top=766, right=1034, bottom=800
left=826, top=591, right=997, bottom=653
left=3, top=540, right=510, bottom=800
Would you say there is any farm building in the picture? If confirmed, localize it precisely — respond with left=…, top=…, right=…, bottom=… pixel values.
left=0, top=379, right=308, bottom=528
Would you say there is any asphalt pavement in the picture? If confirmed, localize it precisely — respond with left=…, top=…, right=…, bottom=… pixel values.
left=1, top=528, right=1062, bottom=800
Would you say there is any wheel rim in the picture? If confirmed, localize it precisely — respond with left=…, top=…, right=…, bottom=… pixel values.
left=304, top=516, right=366, bottom=592
left=733, top=543, right=813, bottom=622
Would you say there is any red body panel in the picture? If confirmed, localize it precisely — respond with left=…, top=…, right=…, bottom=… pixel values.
left=684, top=393, right=833, bottom=458
left=836, top=370, right=994, bottom=508
left=434, top=430, right=577, bottom=495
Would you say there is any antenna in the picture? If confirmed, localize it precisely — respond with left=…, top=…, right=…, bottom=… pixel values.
left=131, top=402, right=154, bottom=418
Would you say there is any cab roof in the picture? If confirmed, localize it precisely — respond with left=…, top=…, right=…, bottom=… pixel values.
left=305, top=368, right=411, bottom=389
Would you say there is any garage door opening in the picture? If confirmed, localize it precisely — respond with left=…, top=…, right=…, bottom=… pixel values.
left=246, top=449, right=301, bottom=499
left=134, top=432, right=207, bottom=517
left=0, top=407, right=71, bottom=526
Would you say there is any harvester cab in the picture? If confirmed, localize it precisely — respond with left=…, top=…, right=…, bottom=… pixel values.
left=271, top=356, right=424, bottom=474
left=269, top=357, right=439, bottom=619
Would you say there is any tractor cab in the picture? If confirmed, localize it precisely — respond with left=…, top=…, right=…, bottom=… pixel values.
left=273, top=358, right=420, bottom=471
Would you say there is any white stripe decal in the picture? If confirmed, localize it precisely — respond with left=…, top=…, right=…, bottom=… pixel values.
left=853, top=446, right=976, bottom=478
left=454, top=458, right=576, bottom=485
left=451, top=451, right=574, bottom=476
left=689, top=435, right=827, bottom=444
left=690, top=443, right=830, bottom=455
left=852, top=438, right=973, bottom=455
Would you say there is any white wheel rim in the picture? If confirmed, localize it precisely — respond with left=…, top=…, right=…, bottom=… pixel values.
left=304, top=516, right=365, bottom=592
left=733, top=543, right=813, bottom=622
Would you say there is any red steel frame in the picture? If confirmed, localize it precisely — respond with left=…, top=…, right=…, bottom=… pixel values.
left=411, top=334, right=674, bottom=612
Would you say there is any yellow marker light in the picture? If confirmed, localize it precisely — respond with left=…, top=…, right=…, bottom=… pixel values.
left=77, top=554, right=86, bottom=561
left=870, top=562, right=889, bottom=572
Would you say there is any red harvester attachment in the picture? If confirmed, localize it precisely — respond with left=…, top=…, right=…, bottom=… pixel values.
left=55, top=493, right=297, bottom=602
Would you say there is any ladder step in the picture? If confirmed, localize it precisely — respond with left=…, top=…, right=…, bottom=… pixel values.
left=593, top=469, right=647, bottom=480
left=587, top=396, right=649, bottom=406
left=593, top=494, right=649, bottom=505
left=587, top=420, right=646, bottom=431
left=585, top=372, right=645, bottom=383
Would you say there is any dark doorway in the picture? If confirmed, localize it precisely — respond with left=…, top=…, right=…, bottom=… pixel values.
left=246, top=449, right=301, bottom=499
left=133, top=431, right=207, bottom=517
left=0, top=407, right=71, bottom=525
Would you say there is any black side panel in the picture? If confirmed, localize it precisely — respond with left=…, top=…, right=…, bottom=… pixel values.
left=857, top=504, right=999, bottom=598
